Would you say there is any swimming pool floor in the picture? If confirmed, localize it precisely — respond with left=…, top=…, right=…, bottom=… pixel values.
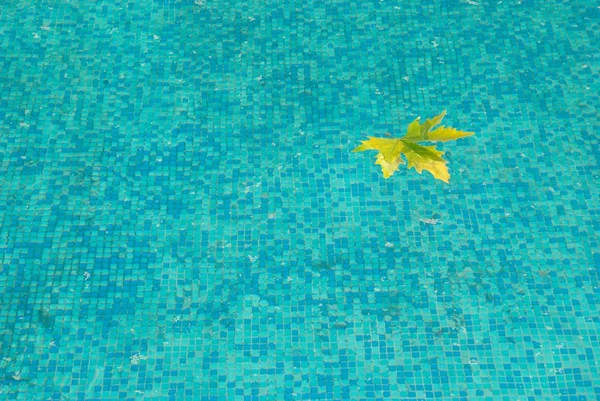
left=0, top=0, right=599, bottom=399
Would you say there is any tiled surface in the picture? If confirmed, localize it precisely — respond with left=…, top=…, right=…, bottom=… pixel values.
left=1, top=0, right=599, bottom=399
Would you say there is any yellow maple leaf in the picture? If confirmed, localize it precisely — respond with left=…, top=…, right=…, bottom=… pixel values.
left=352, top=111, right=473, bottom=183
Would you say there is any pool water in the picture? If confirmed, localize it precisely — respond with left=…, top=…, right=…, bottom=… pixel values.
left=1, top=0, right=598, bottom=400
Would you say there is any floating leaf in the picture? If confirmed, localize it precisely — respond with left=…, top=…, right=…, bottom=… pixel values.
left=353, top=111, right=473, bottom=183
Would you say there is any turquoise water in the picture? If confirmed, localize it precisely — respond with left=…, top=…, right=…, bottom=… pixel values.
left=1, top=0, right=598, bottom=399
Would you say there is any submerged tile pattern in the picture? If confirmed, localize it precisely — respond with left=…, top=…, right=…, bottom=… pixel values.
left=0, top=0, right=599, bottom=399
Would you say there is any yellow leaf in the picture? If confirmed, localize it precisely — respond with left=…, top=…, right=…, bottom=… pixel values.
left=353, top=111, right=473, bottom=183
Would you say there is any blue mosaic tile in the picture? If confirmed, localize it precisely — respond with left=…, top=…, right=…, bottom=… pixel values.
left=0, top=0, right=599, bottom=400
